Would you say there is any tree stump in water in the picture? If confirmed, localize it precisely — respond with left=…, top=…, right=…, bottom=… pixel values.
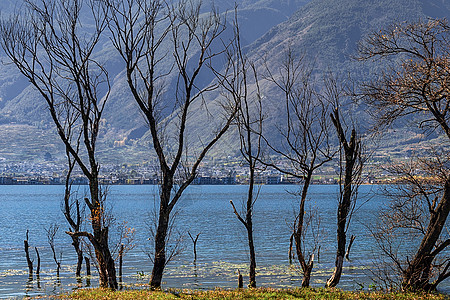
left=238, top=269, right=243, bottom=289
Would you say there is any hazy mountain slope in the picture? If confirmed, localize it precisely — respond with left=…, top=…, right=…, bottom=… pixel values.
left=233, top=0, right=311, bottom=44
left=2, top=0, right=449, bottom=164
left=183, top=0, right=450, bottom=159
left=0, top=0, right=312, bottom=164
left=250, top=0, right=450, bottom=75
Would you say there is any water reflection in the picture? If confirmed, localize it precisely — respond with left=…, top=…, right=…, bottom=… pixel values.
left=25, top=275, right=33, bottom=292
left=36, top=274, right=41, bottom=289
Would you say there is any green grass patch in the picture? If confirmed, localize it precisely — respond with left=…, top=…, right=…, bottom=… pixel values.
left=61, top=287, right=448, bottom=300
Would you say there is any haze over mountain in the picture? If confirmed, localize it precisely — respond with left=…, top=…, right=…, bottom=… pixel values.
left=0, top=0, right=448, bottom=164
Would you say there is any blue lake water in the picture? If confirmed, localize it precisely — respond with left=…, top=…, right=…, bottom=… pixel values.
left=0, top=184, right=448, bottom=298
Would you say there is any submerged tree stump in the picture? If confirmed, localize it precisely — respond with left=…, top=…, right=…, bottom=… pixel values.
left=238, top=269, right=243, bottom=289
left=85, top=257, right=91, bottom=276
left=24, top=230, right=33, bottom=276
left=345, top=235, right=356, bottom=260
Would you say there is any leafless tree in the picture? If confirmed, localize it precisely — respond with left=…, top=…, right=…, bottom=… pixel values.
left=187, top=231, right=200, bottom=262
left=262, top=51, right=334, bottom=287
left=106, top=0, right=238, bottom=288
left=216, top=10, right=262, bottom=288
left=358, top=18, right=450, bottom=291
left=46, top=224, right=62, bottom=277
left=0, top=0, right=117, bottom=289
left=324, top=75, right=364, bottom=287
left=112, top=221, right=135, bottom=287
left=371, top=153, right=450, bottom=291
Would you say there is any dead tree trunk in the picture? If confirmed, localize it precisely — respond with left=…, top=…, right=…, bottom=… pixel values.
left=302, top=257, right=314, bottom=287
left=118, top=244, right=124, bottom=284
left=238, top=269, right=243, bottom=288
left=294, top=174, right=315, bottom=288
left=326, top=108, right=362, bottom=288
left=345, top=235, right=356, bottom=260
left=289, top=233, right=295, bottom=264
left=35, top=247, right=40, bottom=276
left=150, top=191, right=171, bottom=289
left=73, top=238, right=83, bottom=277
left=91, top=218, right=117, bottom=289
left=85, top=257, right=91, bottom=276
left=24, top=230, right=33, bottom=277
left=47, top=224, right=62, bottom=277
left=230, top=196, right=257, bottom=288
left=188, top=232, right=200, bottom=262
left=245, top=161, right=258, bottom=288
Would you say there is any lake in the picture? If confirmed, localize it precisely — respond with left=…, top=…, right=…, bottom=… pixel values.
left=0, top=184, right=448, bottom=298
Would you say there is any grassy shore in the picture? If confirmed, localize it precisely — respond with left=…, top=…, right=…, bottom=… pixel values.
left=59, top=287, right=449, bottom=300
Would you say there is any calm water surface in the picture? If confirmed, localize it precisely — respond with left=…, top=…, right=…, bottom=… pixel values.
left=0, top=184, right=448, bottom=298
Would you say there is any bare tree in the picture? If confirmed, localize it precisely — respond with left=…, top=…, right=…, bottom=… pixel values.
left=113, top=221, right=135, bottom=287
left=358, top=18, right=450, bottom=291
left=217, top=10, right=262, bottom=288
left=46, top=224, right=62, bottom=277
left=106, top=0, right=238, bottom=288
left=324, top=75, right=364, bottom=287
left=372, top=154, right=450, bottom=291
left=0, top=0, right=117, bottom=289
left=187, top=231, right=200, bottom=262
left=262, top=51, right=334, bottom=287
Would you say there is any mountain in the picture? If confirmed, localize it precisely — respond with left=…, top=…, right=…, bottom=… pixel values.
left=0, top=0, right=312, bottom=164
left=199, top=0, right=450, bottom=158
left=0, top=0, right=449, bottom=165
left=251, top=0, right=450, bottom=74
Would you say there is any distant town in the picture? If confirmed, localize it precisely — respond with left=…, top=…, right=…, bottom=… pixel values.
left=0, top=157, right=387, bottom=185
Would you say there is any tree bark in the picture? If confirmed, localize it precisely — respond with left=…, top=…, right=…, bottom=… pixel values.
left=150, top=192, right=170, bottom=289
left=88, top=180, right=118, bottom=289
left=93, top=230, right=117, bottom=289
left=72, top=237, right=83, bottom=277
left=294, top=174, right=315, bottom=287
left=247, top=173, right=257, bottom=288
left=85, top=257, right=91, bottom=276
left=301, top=256, right=314, bottom=287
left=119, top=244, right=124, bottom=278
left=248, top=218, right=256, bottom=288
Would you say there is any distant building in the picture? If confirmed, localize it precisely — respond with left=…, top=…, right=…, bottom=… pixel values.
left=266, top=176, right=282, bottom=185
left=0, top=177, right=14, bottom=185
